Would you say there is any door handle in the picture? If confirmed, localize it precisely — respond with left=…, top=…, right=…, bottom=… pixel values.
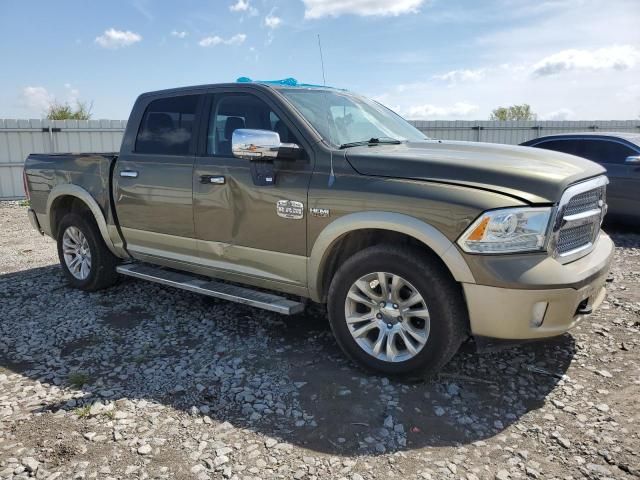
left=200, top=175, right=225, bottom=185
left=120, top=170, right=138, bottom=178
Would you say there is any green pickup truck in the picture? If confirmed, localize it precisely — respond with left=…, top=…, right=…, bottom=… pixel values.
left=23, top=79, right=613, bottom=376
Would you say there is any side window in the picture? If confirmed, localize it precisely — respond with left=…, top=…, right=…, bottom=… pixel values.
left=534, top=139, right=578, bottom=156
left=574, top=140, right=636, bottom=165
left=207, top=94, right=298, bottom=155
left=135, top=95, right=199, bottom=155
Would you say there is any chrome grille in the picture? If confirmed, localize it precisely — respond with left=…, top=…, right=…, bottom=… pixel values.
left=557, top=223, right=596, bottom=254
left=552, top=176, right=608, bottom=263
left=563, top=186, right=606, bottom=217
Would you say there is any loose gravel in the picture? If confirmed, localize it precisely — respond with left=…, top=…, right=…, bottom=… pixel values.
left=0, top=200, right=639, bottom=479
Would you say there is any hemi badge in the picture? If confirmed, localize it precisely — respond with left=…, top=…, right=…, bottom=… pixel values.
left=310, top=207, right=330, bottom=218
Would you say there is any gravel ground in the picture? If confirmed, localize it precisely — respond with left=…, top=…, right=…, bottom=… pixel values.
left=0, top=200, right=639, bottom=480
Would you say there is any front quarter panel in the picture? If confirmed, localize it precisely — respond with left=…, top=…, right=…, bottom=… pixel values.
left=306, top=156, right=528, bottom=301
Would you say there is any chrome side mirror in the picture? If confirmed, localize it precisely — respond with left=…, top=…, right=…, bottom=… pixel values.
left=232, top=129, right=279, bottom=160
left=231, top=129, right=302, bottom=161
left=625, top=155, right=640, bottom=164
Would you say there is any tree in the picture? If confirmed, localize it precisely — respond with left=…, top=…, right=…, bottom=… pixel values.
left=46, top=100, right=93, bottom=120
left=489, top=104, right=536, bottom=121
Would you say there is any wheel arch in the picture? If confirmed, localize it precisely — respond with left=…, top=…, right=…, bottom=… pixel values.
left=47, top=184, right=120, bottom=257
left=308, top=212, right=475, bottom=302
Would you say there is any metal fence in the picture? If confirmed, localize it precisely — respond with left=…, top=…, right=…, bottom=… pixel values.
left=0, top=119, right=127, bottom=199
left=1, top=119, right=639, bottom=199
left=409, top=120, right=640, bottom=144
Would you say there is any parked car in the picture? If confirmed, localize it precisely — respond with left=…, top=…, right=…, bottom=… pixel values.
left=23, top=79, right=614, bottom=377
left=521, top=133, right=640, bottom=222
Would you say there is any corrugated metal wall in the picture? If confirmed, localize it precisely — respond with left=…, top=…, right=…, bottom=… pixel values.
left=409, top=120, right=640, bottom=144
left=1, top=119, right=639, bottom=199
left=0, top=119, right=126, bottom=199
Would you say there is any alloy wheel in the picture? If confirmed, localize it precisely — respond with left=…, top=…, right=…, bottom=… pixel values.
left=344, top=271, right=430, bottom=363
left=62, top=226, right=92, bottom=280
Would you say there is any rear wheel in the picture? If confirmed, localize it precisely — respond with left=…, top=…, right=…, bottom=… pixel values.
left=327, top=244, right=468, bottom=377
left=57, top=213, right=119, bottom=291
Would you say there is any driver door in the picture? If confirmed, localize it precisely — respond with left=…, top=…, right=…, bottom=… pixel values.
left=192, top=91, right=314, bottom=290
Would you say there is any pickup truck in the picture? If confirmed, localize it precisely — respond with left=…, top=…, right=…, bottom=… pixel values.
left=24, top=78, right=614, bottom=377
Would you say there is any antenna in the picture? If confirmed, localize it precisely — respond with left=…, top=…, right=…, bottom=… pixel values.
left=317, top=33, right=334, bottom=186
left=317, top=34, right=326, bottom=86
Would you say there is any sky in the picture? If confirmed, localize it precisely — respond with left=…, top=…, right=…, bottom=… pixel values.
left=1, top=0, right=639, bottom=120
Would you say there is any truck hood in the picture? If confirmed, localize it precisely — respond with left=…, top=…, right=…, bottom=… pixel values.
left=344, top=140, right=605, bottom=204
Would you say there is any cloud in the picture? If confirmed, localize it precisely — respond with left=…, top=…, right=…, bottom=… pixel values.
left=21, top=86, right=53, bottom=112
left=199, top=36, right=223, bottom=47
left=63, top=84, right=81, bottom=106
left=20, top=84, right=87, bottom=115
left=433, top=68, right=486, bottom=84
left=170, top=30, right=188, bottom=39
left=230, top=0, right=249, bottom=11
left=264, top=14, right=282, bottom=29
left=95, top=28, right=142, bottom=49
left=371, top=40, right=640, bottom=120
left=401, top=102, right=479, bottom=119
left=541, top=108, right=575, bottom=121
left=229, top=0, right=258, bottom=15
left=532, top=45, right=640, bottom=76
left=303, top=0, right=425, bottom=19
left=225, top=34, right=247, bottom=45
left=199, top=34, right=247, bottom=47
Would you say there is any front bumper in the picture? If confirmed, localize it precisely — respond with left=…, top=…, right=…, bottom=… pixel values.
left=463, top=232, right=614, bottom=339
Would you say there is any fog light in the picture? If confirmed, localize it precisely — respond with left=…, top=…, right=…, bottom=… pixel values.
left=531, top=301, right=548, bottom=328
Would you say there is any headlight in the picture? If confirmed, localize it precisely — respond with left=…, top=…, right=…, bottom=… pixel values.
left=458, top=207, right=552, bottom=254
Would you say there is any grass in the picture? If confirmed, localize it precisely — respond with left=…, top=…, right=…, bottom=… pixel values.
left=133, top=354, right=148, bottom=364
left=18, top=199, right=30, bottom=207
left=68, top=371, right=90, bottom=388
left=74, top=405, right=91, bottom=418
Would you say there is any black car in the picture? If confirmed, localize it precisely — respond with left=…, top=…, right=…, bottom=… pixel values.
left=522, top=133, right=640, bottom=222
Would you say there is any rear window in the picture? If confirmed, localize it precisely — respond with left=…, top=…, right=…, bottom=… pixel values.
left=135, top=95, right=199, bottom=155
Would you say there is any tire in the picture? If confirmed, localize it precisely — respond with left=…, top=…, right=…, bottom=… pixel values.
left=56, top=212, right=119, bottom=291
left=327, top=244, right=468, bottom=378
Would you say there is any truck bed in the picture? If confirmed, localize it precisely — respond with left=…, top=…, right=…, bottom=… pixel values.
left=24, top=152, right=118, bottom=234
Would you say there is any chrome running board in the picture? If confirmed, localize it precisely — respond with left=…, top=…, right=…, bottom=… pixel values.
left=116, top=263, right=305, bottom=315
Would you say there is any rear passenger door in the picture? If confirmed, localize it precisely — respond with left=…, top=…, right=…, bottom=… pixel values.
left=114, top=93, right=203, bottom=262
left=573, top=139, right=639, bottom=218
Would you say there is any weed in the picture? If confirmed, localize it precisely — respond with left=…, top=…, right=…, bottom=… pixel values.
left=133, top=354, right=147, bottom=364
left=68, top=371, right=90, bottom=388
left=74, top=405, right=91, bottom=418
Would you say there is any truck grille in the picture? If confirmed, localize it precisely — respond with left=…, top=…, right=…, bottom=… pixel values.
left=552, top=176, right=607, bottom=263
left=557, top=223, right=596, bottom=254
left=563, top=185, right=606, bottom=217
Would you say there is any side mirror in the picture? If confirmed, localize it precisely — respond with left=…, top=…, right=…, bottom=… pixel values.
left=232, top=129, right=302, bottom=161
left=625, top=155, right=640, bottom=164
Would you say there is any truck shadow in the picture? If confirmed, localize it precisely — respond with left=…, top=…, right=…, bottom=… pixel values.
left=1, top=264, right=576, bottom=456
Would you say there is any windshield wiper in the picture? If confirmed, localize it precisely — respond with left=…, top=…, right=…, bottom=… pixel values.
left=339, top=137, right=403, bottom=149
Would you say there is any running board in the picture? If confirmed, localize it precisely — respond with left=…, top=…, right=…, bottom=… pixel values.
left=116, top=263, right=305, bottom=315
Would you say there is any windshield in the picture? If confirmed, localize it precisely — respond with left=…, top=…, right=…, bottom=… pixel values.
left=279, top=89, right=428, bottom=148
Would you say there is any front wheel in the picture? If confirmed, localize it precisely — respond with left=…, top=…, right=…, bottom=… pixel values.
left=57, top=212, right=119, bottom=291
left=327, top=244, right=468, bottom=377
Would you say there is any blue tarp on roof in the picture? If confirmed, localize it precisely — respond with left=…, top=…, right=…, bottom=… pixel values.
left=236, top=77, right=340, bottom=89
